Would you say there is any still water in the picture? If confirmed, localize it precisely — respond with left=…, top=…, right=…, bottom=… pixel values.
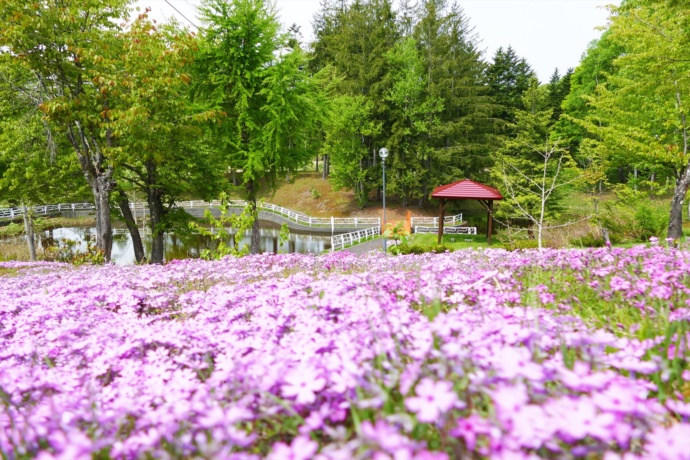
left=41, top=224, right=332, bottom=265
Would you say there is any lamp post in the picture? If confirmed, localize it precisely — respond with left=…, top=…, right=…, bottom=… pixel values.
left=379, top=147, right=389, bottom=253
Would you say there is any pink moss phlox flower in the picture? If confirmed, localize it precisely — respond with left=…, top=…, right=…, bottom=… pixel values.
left=451, top=414, right=494, bottom=451
left=405, top=378, right=458, bottom=423
left=267, top=436, right=318, bottom=460
left=645, top=423, right=690, bottom=460
left=281, top=366, right=326, bottom=404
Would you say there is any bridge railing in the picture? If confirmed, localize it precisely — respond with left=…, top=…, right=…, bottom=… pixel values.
left=1, top=200, right=381, bottom=230
left=0, top=203, right=95, bottom=220
left=331, top=226, right=380, bottom=252
left=410, top=213, right=463, bottom=227
left=154, top=200, right=380, bottom=229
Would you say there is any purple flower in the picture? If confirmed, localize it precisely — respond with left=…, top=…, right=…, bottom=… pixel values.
left=405, top=378, right=458, bottom=423
left=645, top=424, right=690, bottom=460
left=267, top=436, right=318, bottom=460
left=282, top=366, right=326, bottom=404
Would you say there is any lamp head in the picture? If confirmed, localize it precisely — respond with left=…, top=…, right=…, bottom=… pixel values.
left=379, top=147, right=389, bottom=159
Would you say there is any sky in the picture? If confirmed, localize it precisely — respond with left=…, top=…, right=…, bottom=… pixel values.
left=134, top=0, right=618, bottom=82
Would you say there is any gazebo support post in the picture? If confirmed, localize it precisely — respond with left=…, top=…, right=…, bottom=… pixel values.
left=437, top=199, right=446, bottom=245
left=487, top=200, right=494, bottom=245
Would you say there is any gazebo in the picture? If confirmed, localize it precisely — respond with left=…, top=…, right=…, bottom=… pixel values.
left=431, top=179, right=504, bottom=245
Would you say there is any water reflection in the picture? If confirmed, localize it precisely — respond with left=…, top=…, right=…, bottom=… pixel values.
left=41, top=224, right=332, bottom=265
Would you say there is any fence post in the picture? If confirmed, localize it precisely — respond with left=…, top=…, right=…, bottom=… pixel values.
left=331, top=216, right=334, bottom=235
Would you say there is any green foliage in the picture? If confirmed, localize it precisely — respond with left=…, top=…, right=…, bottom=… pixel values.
left=502, top=239, right=540, bottom=251
left=194, top=0, right=327, bottom=253
left=279, top=223, right=290, bottom=246
left=599, top=188, right=670, bottom=242
left=323, top=95, right=381, bottom=208
left=569, top=233, right=606, bottom=248
left=390, top=242, right=453, bottom=255
left=188, top=193, right=254, bottom=259
left=43, top=237, right=105, bottom=265
left=314, top=0, right=496, bottom=206
left=383, top=221, right=410, bottom=245
left=492, top=99, right=583, bottom=248
left=486, top=46, right=537, bottom=126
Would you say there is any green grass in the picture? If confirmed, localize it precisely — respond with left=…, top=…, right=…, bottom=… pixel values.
left=406, top=233, right=503, bottom=250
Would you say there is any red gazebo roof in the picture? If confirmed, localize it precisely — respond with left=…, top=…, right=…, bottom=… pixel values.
left=431, top=179, right=503, bottom=200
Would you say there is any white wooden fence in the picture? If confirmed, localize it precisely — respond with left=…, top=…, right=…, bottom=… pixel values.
left=0, top=200, right=380, bottom=230
left=415, top=225, right=477, bottom=235
left=129, top=200, right=380, bottom=230
left=331, top=226, right=379, bottom=251
left=0, top=203, right=95, bottom=219
left=410, top=213, right=463, bottom=227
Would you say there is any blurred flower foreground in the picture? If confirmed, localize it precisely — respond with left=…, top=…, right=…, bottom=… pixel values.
left=1, top=247, right=690, bottom=460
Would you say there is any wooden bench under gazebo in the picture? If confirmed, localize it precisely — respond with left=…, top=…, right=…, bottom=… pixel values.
left=431, top=179, right=504, bottom=245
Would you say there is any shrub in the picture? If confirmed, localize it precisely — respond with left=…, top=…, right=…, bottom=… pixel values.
left=503, top=239, right=539, bottom=251
left=391, top=243, right=453, bottom=255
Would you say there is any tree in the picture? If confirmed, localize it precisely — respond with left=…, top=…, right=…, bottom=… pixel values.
left=0, top=0, right=130, bottom=261
left=546, top=67, right=573, bottom=122
left=486, top=46, right=537, bottom=126
left=0, top=58, right=87, bottom=260
left=194, top=0, right=326, bottom=253
left=413, top=0, right=497, bottom=193
left=385, top=36, right=442, bottom=206
left=324, top=95, right=381, bottom=208
left=556, top=31, right=624, bottom=179
left=492, top=86, right=581, bottom=249
left=311, top=0, right=399, bottom=207
left=103, top=13, right=224, bottom=264
left=576, top=0, right=690, bottom=239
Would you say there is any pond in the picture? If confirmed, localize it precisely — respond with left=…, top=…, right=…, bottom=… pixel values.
left=38, top=223, right=332, bottom=264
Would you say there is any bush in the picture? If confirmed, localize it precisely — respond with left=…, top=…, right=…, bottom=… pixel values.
left=598, top=188, right=669, bottom=242
left=503, top=239, right=539, bottom=251
left=391, top=243, right=453, bottom=255
left=43, top=237, right=105, bottom=265
left=571, top=233, right=605, bottom=248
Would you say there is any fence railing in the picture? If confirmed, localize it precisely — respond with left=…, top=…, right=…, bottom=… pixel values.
left=0, top=200, right=380, bottom=230
left=414, top=225, right=477, bottom=235
left=0, top=203, right=96, bottom=220
left=331, top=226, right=380, bottom=252
left=410, top=213, right=463, bottom=227
left=157, top=200, right=380, bottom=230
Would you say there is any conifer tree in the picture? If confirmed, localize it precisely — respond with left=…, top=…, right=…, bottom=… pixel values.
left=194, top=0, right=326, bottom=253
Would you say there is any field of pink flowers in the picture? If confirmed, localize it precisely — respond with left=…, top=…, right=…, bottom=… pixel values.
left=1, top=245, right=689, bottom=459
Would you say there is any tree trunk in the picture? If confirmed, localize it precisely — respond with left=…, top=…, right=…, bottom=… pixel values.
left=21, top=204, right=36, bottom=261
left=68, top=124, right=114, bottom=261
left=115, top=190, right=145, bottom=264
left=668, top=169, right=690, bottom=240
left=146, top=160, right=166, bottom=264
left=669, top=88, right=689, bottom=241
left=322, top=154, right=329, bottom=179
left=147, top=194, right=165, bottom=264
left=315, top=154, right=319, bottom=172
left=247, top=179, right=261, bottom=254
left=94, top=175, right=113, bottom=262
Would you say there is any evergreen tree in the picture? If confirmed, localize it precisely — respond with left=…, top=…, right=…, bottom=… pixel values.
left=486, top=46, right=537, bottom=126
left=492, top=85, right=580, bottom=248
left=194, top=0, right=326, bottom=253
left=414, top=0, right=497, bottom=189
left=310, top=0, right=399, bottom=207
